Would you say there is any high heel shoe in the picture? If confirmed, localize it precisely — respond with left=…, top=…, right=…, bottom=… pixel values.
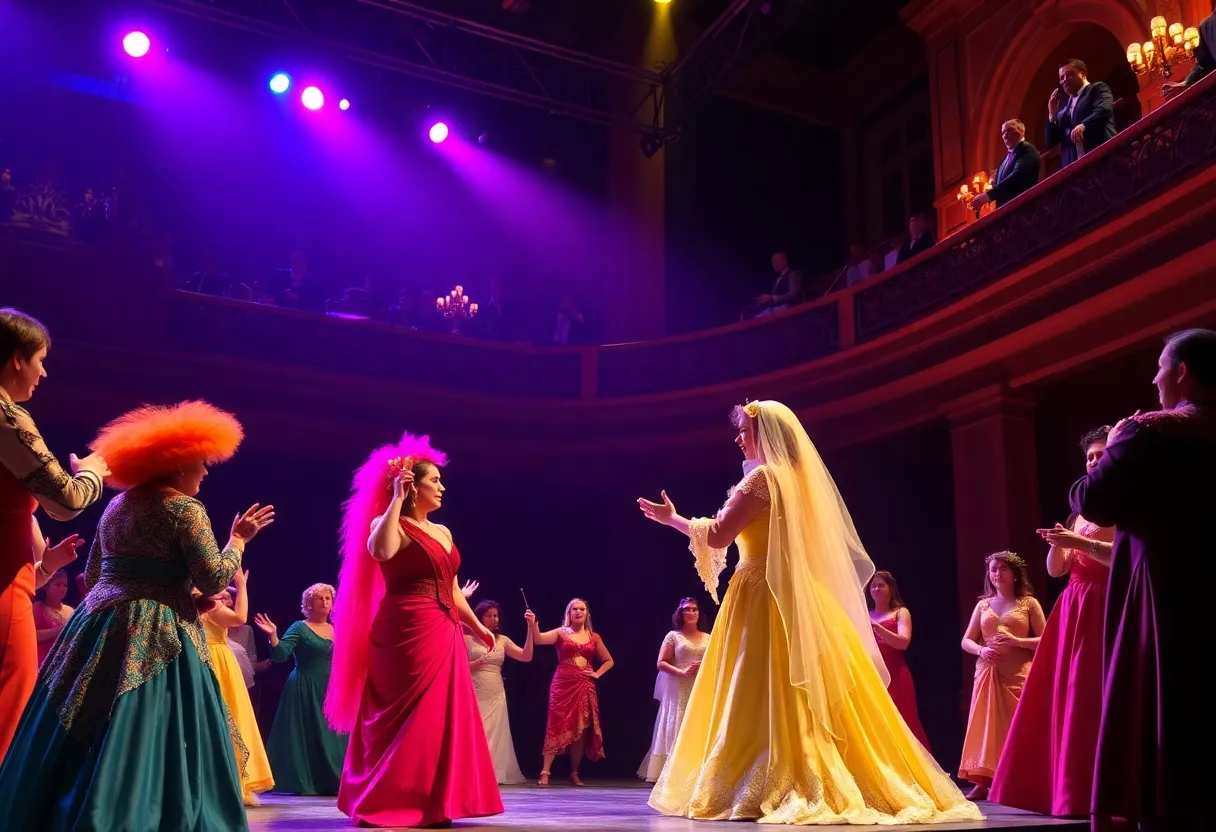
left=538, top=770, right=550, bottom=787
left=569, top=772, right=584, bottom=787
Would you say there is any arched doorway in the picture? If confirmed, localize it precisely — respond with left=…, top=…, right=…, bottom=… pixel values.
left=1015, top=24, right=1143, bottom=178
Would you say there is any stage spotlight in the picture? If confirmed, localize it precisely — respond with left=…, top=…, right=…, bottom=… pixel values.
left=269, top=73, right=291, bottom=94
left=654, top=0, right=673, bottom=4
left=339, top=98, right=351, bottom=111
left=301, top=86, right=324, bottom=110
left=122, top=31, right=151, bottom=58
left=428, top=122, right=449, bottom=144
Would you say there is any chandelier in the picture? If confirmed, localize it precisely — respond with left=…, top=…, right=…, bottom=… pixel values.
left=1126, top=16, right=1200, bottom=78
left=436, top=285, right=478, bottom=333
left=957, top=171, right=992, bottom=214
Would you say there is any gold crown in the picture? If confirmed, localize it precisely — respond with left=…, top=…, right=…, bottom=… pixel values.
left=387, top=456, right=414, bottom=476
left=742, top=400, right=761, bottom=418
left=988, top=550, right=1026, bottom=568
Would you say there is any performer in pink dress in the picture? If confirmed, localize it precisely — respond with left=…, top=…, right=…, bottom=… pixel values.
left=326, top=433, right=502, bottom=828
left=990, top=427, right=1114, bottom=817
left=868, top=570, right=932, bottom=751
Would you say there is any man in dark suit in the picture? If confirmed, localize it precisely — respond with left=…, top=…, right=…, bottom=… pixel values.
left=896, top=214, right=935, bottom=264
left=970, top=119, right=1041, bottom=210
left=1046, top=58, right=1116, bottom=167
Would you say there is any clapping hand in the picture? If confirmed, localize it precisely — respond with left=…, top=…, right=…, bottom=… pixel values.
left=684, top=661, right=702, bottom=678
left=231, top=504, right=275, bottom=542
left=460, top=579, right=479, bottom=599
left=637, top=491, right=677, bottom=526
left=1048, top=88, right=1063, bottom=118
left=1037, top=523, right=1085, bottom=548
left=70, top=452, right=111, bottom=481
left=42, top=534, right=85, bottom=572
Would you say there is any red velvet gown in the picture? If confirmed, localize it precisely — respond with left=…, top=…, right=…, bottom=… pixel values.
left=542, top=631, right=605, bottom=760
left=989, top=517, right=1110, bottom=817
left=337, top=523, right=502, bottom=827
left=0, top=472, right=37, bottom=764
left=873, top=613, right=932, bottom=752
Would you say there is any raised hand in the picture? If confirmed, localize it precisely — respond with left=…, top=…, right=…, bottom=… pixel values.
left=233, top=568, right=249, bottom=589
left=231, top=504, right=275, bottom=542
left=637, top=490, right=677, bottom=526
left=1048, top=87, right=1063, bottom=118
left=391, top=471, right=415, bottom=501
left=1107, top=411, right=1142, bottom=445
left=70, top=452, right=111, bottom=480
left=523, top=609, right=536, bottom=626
left=460, top=579, right=480, bottom=599
left=43, top=534, right=85, bottom=572
left=253, top=613, right=277, bottom=637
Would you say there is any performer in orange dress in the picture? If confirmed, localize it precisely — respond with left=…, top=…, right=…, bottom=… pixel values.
left=0, top=308, right=107, bottom=763
left=534, top=598, right=614, bottom=787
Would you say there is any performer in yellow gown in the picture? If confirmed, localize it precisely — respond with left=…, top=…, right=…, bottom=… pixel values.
left=638, top=400, right=981, bottom=824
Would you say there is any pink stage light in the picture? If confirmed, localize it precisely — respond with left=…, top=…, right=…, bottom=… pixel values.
left=428, top=122, right=449, bottom=144
left=122, top=31, right=151, bottom=58
left=339, top=98, right=351, bottom=111
left=301, top=86, right=325, bottom=111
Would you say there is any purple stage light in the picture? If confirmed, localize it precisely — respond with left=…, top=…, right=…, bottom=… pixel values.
left=301, top=86, right=324, bottom=111
left=122, top=31, right=151, bottom=58
left=428, top=122, right=449, bottom=144
left=339, top=98, right=351, bottom=111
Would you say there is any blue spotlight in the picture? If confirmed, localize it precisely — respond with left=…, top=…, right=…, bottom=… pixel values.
left=269, top=73, right=291, bottom=94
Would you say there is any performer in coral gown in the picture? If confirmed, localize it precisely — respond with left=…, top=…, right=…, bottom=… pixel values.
left=868, top=571, right=932, bottom=752
left=990, top=426, right=1113, bottom=816
left=638, top=400, right=981, bottom=824
left=0, top=308, right=106, bottom=764
left=958, top=551, right=1045, bottom=800
left=327, top=433, right=502, bottom=828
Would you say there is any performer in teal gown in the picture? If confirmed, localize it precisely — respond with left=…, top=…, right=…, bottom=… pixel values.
left=255, top=582, right=348, bottom=796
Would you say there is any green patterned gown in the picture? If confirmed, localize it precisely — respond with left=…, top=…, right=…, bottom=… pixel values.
left=0, top=485, right=249, bottom=832
left=265, top=621, right=349, bottom=795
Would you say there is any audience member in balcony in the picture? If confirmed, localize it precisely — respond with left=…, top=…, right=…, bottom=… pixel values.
left=958, top=551, right=1045, bottom=800
left=1162, top=9, right=1215, bottom=100
left=896, top=215, right=935, bottom=264
left=480, top=277, right=517, bottom=341
left=843, top=243, right=873, bottom=288
left=1047, top=59, right=1116, bottom=168
left=275, top=251, right=322, bottom=313
left=189, top=249, right=230, bottom=297
left=1070, top=328, right=1216, bottom=832
left=969, top=120, right=1041, bottom=210
left=755, top=252, right=804, bottom=316
left=554, top=294, right=588, bottom=345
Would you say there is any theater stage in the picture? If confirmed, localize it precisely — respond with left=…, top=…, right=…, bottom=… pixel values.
left=248, top=782, right=1088, bottom=831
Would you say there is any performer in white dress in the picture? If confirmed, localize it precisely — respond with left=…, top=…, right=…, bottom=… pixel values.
left=463, top=600, right=536, bottom=785
left=639, top=597, right=710, bottom=782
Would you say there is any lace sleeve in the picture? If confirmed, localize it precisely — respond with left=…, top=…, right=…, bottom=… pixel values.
left=689, top=518, right=728, bottom=605
left=0, top=400, right=102, bottom=519
left=736, top=465, right=770, bottom=502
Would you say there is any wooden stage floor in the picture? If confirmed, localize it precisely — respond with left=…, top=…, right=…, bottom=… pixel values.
left=248, top=782, right=1088, bottom=831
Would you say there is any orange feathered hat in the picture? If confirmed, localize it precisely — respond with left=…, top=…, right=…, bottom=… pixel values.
left=90, top=400, right=244, bottom=490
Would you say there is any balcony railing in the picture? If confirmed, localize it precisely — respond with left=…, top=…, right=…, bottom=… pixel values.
left=6, top=72, right=1215, bottom=402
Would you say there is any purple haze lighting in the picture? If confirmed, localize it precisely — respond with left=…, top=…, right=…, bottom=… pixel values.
left=122, top=31, right=151, bottom=58
left=428, top=122, right=449, bottom=144
left=301, top=86, right=324, bottom=111
left=339, top=98, right=351, bottom=111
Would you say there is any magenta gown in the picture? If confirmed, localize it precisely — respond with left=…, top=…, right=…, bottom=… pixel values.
left=337, top=523, right=503, bottom=827
left=873, top=613, right=932, bottom=752
left=989, top=517, right=1110, bottom=816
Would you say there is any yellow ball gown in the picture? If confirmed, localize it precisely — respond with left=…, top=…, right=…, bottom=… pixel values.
left=649, top=466, right=981, bottom=824
left=203, top=614, right=274, bottom=803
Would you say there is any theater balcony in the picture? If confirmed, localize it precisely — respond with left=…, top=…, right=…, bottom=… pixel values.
left=4, top=75, right=1216, bottom=478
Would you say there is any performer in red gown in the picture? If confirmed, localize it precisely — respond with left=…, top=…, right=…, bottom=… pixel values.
left=990, top=426, right=1113, bottom=817
left=534, top=598, right=614, bottom=787
left=326, top=433, right=502, bottom=828
left=868, top=570, right=932, bottom=751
